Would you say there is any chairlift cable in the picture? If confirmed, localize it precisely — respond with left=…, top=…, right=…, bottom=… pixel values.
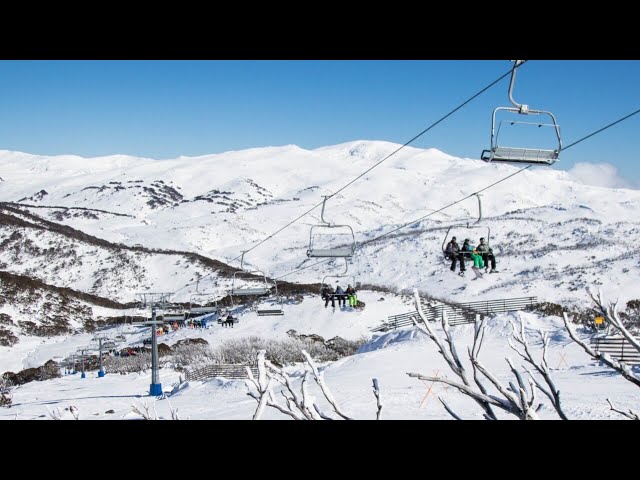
left=563, top=107, right=640, bottom=151
left=228, top=98, right=640, bottom=283
left=227, top=63, right=524, bottom=264
left=171, top=63, right=521, bottom=295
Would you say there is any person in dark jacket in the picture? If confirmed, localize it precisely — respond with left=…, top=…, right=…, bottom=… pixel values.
left=476, top=237, right=497, bottom=273
left=321, top=284, right=335, bottom=308
left=334, top=285, right=347, bottom=308
left=445, top=236, right=465, bottom=276
left=223, top=313, right=235, bottom=328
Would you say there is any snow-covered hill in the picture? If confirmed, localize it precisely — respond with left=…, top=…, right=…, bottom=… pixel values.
left=1, top=140, right=639, bottom=419
left=2, top=311, right=638, bottom=420
left=1, top=141, right=638, bottom=307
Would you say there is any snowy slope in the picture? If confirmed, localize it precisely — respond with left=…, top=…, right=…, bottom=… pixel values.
left=2, top=140, right=640, bottom=373
left=3, top=141, right=638, bottom=308
left=2, top=312, right=638, bottom=420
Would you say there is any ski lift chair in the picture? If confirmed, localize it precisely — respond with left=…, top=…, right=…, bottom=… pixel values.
left=307, top=196, right=357, bottom=258
left=162, top=304, right=186, bottom=322
left=256, top=279, right=285, bottom=316
left=481, top=60, right=562, bottom=166
left=188, top=280, right=221, bottom=317
left=442, top=194, right=491, bottom=258
left=319, top=258, right=359, bottom=303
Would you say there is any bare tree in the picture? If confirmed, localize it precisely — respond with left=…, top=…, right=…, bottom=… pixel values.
left=408, top=290, right=496, bottom=420
left=588, top=288, right=640, bottom=352
left=46, top=406, right=63, bottom=420
left=246, top=349, right=382, bottom=420
left=562, top=288, right=640, bottom=419
left=372, top=378, right=382, bottom=420
left=562, top=313, right=640, bottom=389
left=509, top=316, right=568, bottom=420
left=167, top=399, right=180, bottom=420
left=131, top=400, right=158, bottom=420
left=606, top=399, right=639, bottom=420
left=69, top=405, right=80, bottom=420
left=407, top=289, right=546, bottom=420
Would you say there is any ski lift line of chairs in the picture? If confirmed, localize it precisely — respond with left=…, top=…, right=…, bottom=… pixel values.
left=230, top=251, right=284, bottom=316
left=306, top=196, right=357, bottom=258
left=481, top=60, right=562, bottom=166
left=441, top=193, right=490, bottom=257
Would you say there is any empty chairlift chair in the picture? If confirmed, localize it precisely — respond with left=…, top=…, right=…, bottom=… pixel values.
left=481, top=60, right=562, bottom=166
left=256, top=279, right=285, bottom=316
left=230, top=251, right=271, bottom=297
left=188, top=280, right=221, bottom=318
left=307, top=196, right=357, bottom=258
left=162, top=304, right=186, bottom=322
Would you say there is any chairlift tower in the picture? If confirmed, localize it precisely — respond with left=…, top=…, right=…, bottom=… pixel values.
left=137, top=292, right=172, bottom=396
left=91, top=336, right=110, bottom=378
left=70, top=353, right=77, bottom=375
left=76, top=348, right=89, bottom=379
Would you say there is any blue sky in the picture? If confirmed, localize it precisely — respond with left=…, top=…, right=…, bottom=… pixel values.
left=0, top=60, right=638, bottom=184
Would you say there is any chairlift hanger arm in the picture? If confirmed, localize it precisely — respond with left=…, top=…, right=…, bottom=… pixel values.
left=320, top=195, right=333, bottom=226
left=508, top=60, right=528, bottom=113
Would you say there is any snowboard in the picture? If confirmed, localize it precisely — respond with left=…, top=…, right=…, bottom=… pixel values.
left=471, top=266, right=484, bottom=279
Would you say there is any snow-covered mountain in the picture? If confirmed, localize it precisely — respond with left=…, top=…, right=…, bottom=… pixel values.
left=1, top=140, right=639, bottom=346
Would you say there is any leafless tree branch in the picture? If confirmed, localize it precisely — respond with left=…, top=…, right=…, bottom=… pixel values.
left=508, top=317, right=567, bottom=420
left=131, top=400, right=157, bottom=420
left=412, top=290, right=497, bottom=419
left=407, top=372, right=517, bottom=415
left=372, top=378, right=382, bottom=420
left=606, top=398, right=639, bottom=420
left=562, top=312, right=640, bottom=388
left=302, top=350, right=352, bottom=420
left=438, top=396, right=463, bottom=420
left=588, top=288, right=640, bottom=352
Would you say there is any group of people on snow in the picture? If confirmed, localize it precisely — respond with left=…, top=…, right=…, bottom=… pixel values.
left=445, top=236, right=497, bottom=277
left=321, top=283, right=358, bottom=309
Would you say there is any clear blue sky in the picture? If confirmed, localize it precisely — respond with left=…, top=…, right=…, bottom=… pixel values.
left=0, top=60, right=638, bottom=181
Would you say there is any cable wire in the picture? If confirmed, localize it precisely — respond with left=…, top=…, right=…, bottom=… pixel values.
left=171, top=63, right=523, bottom=295
left=272, top=106, right=640, bottom=281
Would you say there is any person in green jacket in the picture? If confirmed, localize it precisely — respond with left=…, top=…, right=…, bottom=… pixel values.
left=346, top=284, right=357, bottom=307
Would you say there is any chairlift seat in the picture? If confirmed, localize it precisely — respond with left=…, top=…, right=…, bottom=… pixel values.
left=190, top=306, right=219, bottom=314
left=231, top=287, right=269, bottom=296
left=163, top=314, right=185, bottom=321
left=482, top=147, right=559, bottom=165
left=257, top=309, right=285, bottom=316
left=307, top=247, right=355, bottom=258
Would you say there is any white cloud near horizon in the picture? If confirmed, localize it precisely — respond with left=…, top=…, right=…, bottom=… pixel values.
left=567, top=162, right=633, bottom=189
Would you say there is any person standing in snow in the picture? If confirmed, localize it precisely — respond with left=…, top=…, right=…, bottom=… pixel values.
left=476, top=237, right=497, bottom=273
left=445, top=236, right=465, bottom=276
